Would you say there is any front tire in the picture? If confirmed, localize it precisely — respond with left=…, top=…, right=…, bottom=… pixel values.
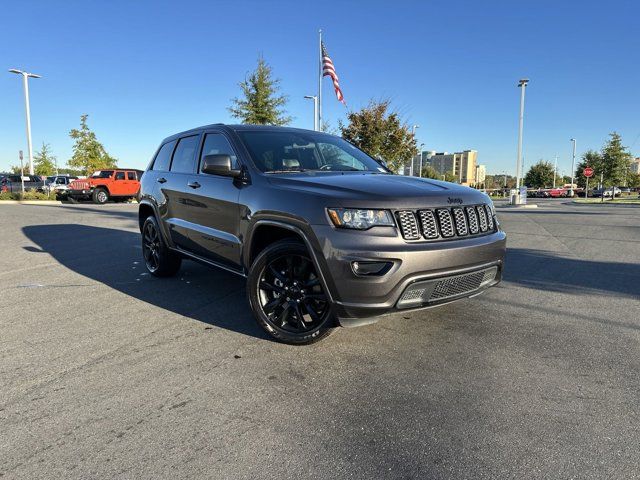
left=141, top=216, right=182, bottom=277
left=247, top=239, right=335, bottom=345
left=92, top=188, right=109, bottom=204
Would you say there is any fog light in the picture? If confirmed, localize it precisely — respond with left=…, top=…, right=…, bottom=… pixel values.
left=352, top=261, right=392, bottom=276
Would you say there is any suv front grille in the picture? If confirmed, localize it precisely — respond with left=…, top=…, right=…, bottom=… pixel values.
left=397, top=204, right=496, bottom=241
left=397, top=211, right=420, bottom=240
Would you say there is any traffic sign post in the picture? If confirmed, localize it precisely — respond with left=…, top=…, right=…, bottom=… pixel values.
left=583, top=166, right=594, bottom=199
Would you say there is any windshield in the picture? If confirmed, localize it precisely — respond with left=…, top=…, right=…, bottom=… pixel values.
left=90, top=170, right=114, bottom=178
left=238, top=131, right=388, bottom=173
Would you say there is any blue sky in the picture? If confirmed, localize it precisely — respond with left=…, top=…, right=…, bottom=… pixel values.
left=1, top=0, right=638, bottom=175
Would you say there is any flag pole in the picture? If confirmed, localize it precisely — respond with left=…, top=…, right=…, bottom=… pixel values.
left=318, top=29, right=323, bottom=132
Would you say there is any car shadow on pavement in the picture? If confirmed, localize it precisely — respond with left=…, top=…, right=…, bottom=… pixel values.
left=504, top=248, right=640, bottom=298
left=23, top=224, right=271, bottom=341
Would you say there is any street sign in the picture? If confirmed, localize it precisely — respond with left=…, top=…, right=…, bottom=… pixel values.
left=584, top=167, right=594, bottom=178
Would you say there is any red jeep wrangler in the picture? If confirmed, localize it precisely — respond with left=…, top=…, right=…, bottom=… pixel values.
left=67, top=169, right=143, bottom=204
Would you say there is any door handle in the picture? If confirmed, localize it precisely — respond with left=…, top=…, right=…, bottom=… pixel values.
left=187, top=181, right=201, bottom=189
left=157, top=177, right=167, bottom=184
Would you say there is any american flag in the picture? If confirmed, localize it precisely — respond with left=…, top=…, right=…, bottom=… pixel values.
left=322, top=42, right=345, bottom=104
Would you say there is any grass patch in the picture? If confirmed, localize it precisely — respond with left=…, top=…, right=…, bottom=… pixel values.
left=574, top=198, right=640, bottom=205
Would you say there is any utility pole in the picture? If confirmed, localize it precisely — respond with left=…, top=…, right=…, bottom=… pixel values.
left=515, top=79, right=529, bottom=193
left=570, top=138, right=577, bottom=197
left=9, top=69, right=42, bottom=176
left=553, top=155, right=558, bottom=188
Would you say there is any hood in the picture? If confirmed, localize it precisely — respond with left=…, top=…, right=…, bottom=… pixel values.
left=266, top=172, right=490, bottom=209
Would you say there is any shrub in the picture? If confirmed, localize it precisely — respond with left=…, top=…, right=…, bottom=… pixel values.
left=0, top=189, right=52, bottom=201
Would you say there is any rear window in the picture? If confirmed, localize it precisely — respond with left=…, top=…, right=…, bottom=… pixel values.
left=171, top=135, right=199, bottom=174
left=152, top=141, right=176, bottom=171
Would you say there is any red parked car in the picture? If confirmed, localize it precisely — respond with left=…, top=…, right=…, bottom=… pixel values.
left=66, top=169, right=143, bottom=204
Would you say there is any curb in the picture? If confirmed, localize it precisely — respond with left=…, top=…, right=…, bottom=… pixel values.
left=0, top=200, right=63, bottom=205
left=496, top=204, right=538, bottom=209
left=571, top=200, right=640, bottom=207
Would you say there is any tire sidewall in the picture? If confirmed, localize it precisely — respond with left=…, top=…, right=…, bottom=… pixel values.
left=93, top=188, right=108, bottom=204
left=141, top=215, right=181, bottom=277
left=247, top=240, right=334, bottom=345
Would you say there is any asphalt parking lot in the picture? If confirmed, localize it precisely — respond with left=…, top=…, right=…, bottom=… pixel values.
left=1, top=201, right=639, bottom=479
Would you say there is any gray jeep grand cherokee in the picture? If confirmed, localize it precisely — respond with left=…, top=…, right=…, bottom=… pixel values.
left=138, top=124, right=506, bottom=344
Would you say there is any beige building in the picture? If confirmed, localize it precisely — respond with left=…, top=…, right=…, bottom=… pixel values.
left=427, top=150, right=478, bottom=186
left=476, top=164, right=486, bottom=185
left=631, top=158, right=640, bottom=174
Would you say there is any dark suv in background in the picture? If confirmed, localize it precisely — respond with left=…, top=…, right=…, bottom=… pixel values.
left=138, top=124, right=506, bottom=344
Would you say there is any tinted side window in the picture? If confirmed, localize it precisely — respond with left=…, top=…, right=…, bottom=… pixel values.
left=200, top=133, right=239, bottom=171
left=127, top=172, right=136, bottom=180
left=152, top=141, right=176, bottom=171
left=171, top=135, right=200, bottom=174
left=115, top=171, right=125, bottom=180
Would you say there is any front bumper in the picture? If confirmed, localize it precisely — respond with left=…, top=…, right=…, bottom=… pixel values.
left=310, top=225, right=506, bottom=325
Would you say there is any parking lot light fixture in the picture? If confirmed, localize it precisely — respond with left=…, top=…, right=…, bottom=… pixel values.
left=9, top=69, right=42, bottom=176
left=304, top=95, right=318, bottom=131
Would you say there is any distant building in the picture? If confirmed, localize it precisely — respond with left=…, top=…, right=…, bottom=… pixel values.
left=476, top=164, right=486, bottom=185
left=405, top=150, right=435, bottom=176
left=426, top=150, right=478, bottom=186
left=631, top=158, right=640, bottom=174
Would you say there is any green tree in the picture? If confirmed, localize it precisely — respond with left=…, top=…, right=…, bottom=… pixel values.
left=627, top=173, right=640, bottom=188
left=33, top=142, right=57, bottom=176
left=443, top=171, right=457, bottom=183
left=229, top=56, right=291, bottom=125
left=420, top=165, right=440, bottom=179
left=340, top=99, right=418, bottom=173
left=524, top=160, right=555, bottom=188
left=575, top=150, right=602, bottom=188
left=68, top=114, right=117, bottom=175
left=600, top=132, right=632, bottom=186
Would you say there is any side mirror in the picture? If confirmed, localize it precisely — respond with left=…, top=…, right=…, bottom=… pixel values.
left=202, top=154, right=241, bottom=177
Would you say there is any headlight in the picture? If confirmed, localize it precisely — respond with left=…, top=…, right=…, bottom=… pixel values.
left=327, top=208, right=395, bottom=230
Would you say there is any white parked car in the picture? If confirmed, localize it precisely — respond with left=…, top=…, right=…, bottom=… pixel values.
left=43, top=175, right=78, bottom=195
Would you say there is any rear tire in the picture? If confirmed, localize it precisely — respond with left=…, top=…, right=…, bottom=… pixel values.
left=92, top=188, right=109, bottom=204
left=141, top=216, right=182, bottom=277
left=247, top=239, right=335, bottom=345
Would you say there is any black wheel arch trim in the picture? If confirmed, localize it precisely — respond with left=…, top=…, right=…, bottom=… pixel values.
left=138, top=199, right=174, bottom=249
left=245, top=219, right=336, bottom=304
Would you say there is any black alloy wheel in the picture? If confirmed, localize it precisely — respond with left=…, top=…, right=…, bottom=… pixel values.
left=141, top=216, right=181, bottom=277
left=248, top=240, right=334, bottom=344
left=142, top=220, right=161, bottom=273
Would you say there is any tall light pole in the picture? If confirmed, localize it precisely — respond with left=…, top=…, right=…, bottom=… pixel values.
left=418, top=142, right=425, bottom=177
left=515, top=78, right=529, bottom=192
left=569, top=138, right=576, bottom=197
left=9, top=69, right=41, bottom=176
left=410, top=125, right=420, bottom=176
left=553, top=155, right=558, bottom=188
left=304, top=95, right=318, bottom=131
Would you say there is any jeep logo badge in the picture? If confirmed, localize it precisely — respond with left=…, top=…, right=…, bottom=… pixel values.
left=447, top=197, right=463, bottom=205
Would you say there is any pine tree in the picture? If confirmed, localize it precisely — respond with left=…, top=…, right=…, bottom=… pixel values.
left=68, top=114, right=117, bottom=175
left=600, top=132, right=632, bottom=186
left=339, top=99, right=418, bottom=173
left=33, top=142, right=57, bottom=176
left=228, top=57, right=291, bottom=125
